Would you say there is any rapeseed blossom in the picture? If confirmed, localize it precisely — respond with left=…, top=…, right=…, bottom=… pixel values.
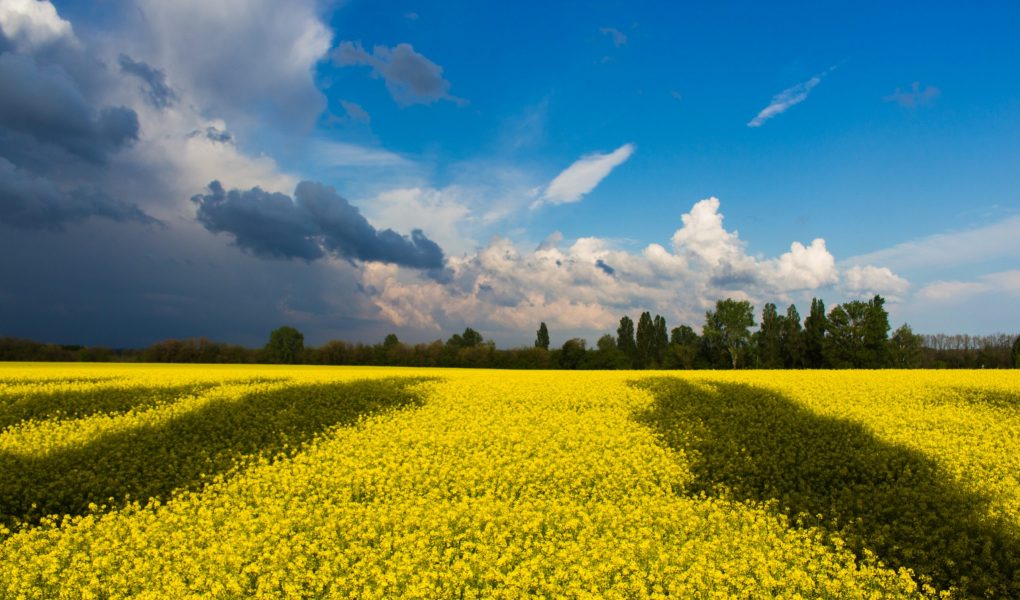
left=0, top=363, right=1017, bottom=597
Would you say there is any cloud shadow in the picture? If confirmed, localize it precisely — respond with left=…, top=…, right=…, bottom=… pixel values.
left=633, top=378, right=1020, bottom=597
left=0, top=378, right=430, bottom=532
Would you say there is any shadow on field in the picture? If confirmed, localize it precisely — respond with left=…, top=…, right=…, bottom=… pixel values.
left=633, top=378, right=1020, bottom=598
left=0, top=378, right=430, bottom=532
left=0, top=383, right=220, bottom=431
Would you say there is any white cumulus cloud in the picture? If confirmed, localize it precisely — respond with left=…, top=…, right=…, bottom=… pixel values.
left=0, top=0, right=75, bottom=51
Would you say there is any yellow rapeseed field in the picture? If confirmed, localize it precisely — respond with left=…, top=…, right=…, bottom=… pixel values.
left=1, top=363, right=1018, bottom=598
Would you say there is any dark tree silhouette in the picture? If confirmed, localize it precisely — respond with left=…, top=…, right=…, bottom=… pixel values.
left=635, top=311, right=655, bottom=369
left=264, top=326, right=304, bottom=364
left=803, top=297, right=827, bottom=368
left=535, top=322, right=550, bottom=350
left=616, top=316, right=637, bottom=367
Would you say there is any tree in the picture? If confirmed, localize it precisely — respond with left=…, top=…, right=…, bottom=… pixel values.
left=1012, top=336, right=1020, bottom=368
left=635, top=311, right=655, bottom=369
left=448, top=327, right=484, bottom=349
left=803, top=298, right=827, bottom=368
left=383, top=333, right=400, bottom=349
left=668, top=325, right=700, bottom=369
left=756, top=303, right=783, bottom=369
left=616, top=316, right=637, bottom=367
left=889, top=324, right=923, bottom=368
left=535, top=322, right=550, bottom=350
left=264, top=326, right=304, bottom=364
left=824, top=301, right=871, bottom=368
left=702, top=299, right=755, bottom=369
left=559, top=338, right=587, bottom=369
left=653, top=315, right=668, bottom=367
left=780, top=304, right=805, bottom=368
left=862, top=295, right=891, bottom=368
left=591, top=334, right=629, bottom=369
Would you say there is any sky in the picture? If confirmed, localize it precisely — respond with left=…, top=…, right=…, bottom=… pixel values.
left=1, top=0, right=1018, bottom=349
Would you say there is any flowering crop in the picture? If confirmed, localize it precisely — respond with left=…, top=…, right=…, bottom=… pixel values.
left=0, top=363, right=1017, bottom=598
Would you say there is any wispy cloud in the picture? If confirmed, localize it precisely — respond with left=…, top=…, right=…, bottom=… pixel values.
left=748, top=67, right=834, bottom=127
left=534, top=143, right=635, bottom=208
left=599, top=27, right=628, bottom=47
left=845, top=215, right=1020, bottom=271
left=884, top=81, right=940, bottom=108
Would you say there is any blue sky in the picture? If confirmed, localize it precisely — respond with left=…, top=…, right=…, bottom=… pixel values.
left=1, top=0, right=1018, bottom=347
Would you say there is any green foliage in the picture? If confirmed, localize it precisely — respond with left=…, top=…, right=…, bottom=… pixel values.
left=616, top=316, right=637, bottom=366
left=756, top=303, right=783, bottom=369
left=702, top=299, right=755, bottom=369
left=558, top=338, right=587, bottom=369
left=447, top=327, right=484, bottom=350
left=535, top=322, right=550, bottom=351
left=803, top=298, right=827, bottom=369
left=780, top=304, right=805, bottom=369
left=652, top=315, right=668, bottom=367
left=667, top=325, right=700, bottom=369
left=264, top=326, right=304, bottom=364
left=636, top=378, right=1020, bottom=598
left=1013, top=336, right=1020, bottom=368
left=825, top=296, right=891, bottom=368
left=635, top=312, right=655, bottom=369
left=889, top=324, right=924, bottom=368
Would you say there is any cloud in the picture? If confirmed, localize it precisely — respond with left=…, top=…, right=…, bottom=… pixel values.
left=192, top=180, right=445, bottom=269
left=536, top=143, right=635, bottom=207
left=118, top=54, right=177, bottom=109
left=748, top=67, right=833, bottom=127
left=0, top=0, right=75, bottom=52
left=340, top=100, right=370, bottom=123
left=845, top=215, right=1020, bottom=271
left=842, top=265, right=910, bottom=300
left=0, top=157, right=156, bottom=229
left=333, top=41, right=463, bottom=107
left=0, top=52, right=139, bottom=163
left=599, top=27, right=628, bottom=47
left=359, top=196, right=882, bottom=340
left=129, top=0, right=331, bottom=128
left=916, top=270, right=1020, bottom=303
left=884, top=82, right=940, bottom=108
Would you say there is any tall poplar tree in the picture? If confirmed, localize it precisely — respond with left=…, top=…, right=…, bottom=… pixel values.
left=803, top=297, right=827, bottom=368
left=535, top=322, right=550, bottom=350
left=635, top=311, right=655, bottom=369
left=616, top=316, right=637, bottom=367
left=756, top=303, right=783, bottom=368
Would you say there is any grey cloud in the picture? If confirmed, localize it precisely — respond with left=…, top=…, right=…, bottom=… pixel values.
left=595, top=259, right=615, bottom=276
left=0, top=52, right=138, bottom=162
left=188, top=126, right=233, bottom=144
left=884, top=82, right=940, bottom=108
left=192, top=180, right=445, bottom=269
left=118, top=54, right=177, bottom=108
left=0, top=157, right=157, bottom=229
left=332, top=41, right=462, bottom=107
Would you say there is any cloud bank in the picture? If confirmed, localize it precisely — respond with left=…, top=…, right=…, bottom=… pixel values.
left=362, top=197, right=902, bottom=338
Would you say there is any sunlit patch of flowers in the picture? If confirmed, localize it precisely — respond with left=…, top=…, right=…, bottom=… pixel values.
left=0, top=363, right=1016, bottom=597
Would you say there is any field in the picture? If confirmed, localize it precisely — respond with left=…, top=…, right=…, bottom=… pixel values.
left=1, top=364, right=1018, bottom=598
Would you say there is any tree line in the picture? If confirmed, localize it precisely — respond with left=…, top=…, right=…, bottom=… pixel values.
left=3, top=295, right=1018, bottom=368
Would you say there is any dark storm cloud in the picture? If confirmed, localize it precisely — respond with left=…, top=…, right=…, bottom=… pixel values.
left=0, top=157, right=157, bottom=230
left=118, top=54, right=177, bottom=109
left=0, top=52, right=139, bottom=163
left=192, top=180, right=446, bottom=269
left=595, top=259, right=615, bottom=276
left=332, top=41, right=462, bottom=106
